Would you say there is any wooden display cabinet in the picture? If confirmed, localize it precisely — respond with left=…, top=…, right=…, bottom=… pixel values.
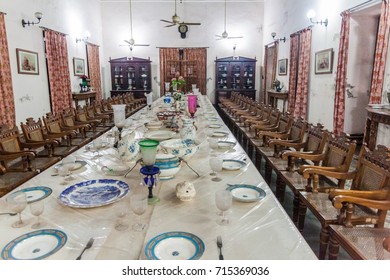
left=109, top=56, right=151, bottom=99
left=215, top=56, right=257, bottom=105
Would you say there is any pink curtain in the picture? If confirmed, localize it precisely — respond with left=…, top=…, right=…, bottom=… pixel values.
left=87, top=43, right=103, bottom=101
left=0, top=13, right=16, bottom=126
left=369, top=0, right=390, bottom=104
left=288, top=34, right=299, bottom=113
left=333, top=11, right=350, bottom=136
left=44, top=29, right=72, bottom=113
left=291, top=28, right=312, bottom=119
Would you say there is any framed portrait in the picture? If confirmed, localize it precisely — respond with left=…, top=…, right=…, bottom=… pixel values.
left=16, top=48, right=39, bottom=75
left=278, top=58, right=288, bottom=75
left=73, top=57, right=85, bottom=76
left=315, top=48, right=333, bottom=74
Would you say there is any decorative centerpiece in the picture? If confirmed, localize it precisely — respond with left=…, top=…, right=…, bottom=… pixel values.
left=139, top=139, right=160, bottom=205
left=171, top=72, right=186, bottom=93
left=175, top=181, right=196, bottom=201
left=79, top=75, right=90, bottom=92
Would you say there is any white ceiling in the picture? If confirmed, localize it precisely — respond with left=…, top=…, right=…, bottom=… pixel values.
left=100, top=0, right=264, bottom=2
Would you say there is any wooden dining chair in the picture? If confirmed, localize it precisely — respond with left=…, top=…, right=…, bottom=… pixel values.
left=298, top=144, right=390, bottom=259
left=43, top=112, right=91, bottom=148
left=60, top=108, right=101, bottom=140
left=0, top=124, right=60, bottom=173
left=20, top=117, right=78, bottom=159
left=0, top=160, right=37, bottom=197
left=74, top=105, right=110, bottom=135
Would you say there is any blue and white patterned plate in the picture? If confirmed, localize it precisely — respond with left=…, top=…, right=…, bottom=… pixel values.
left=11, top=186, right=52, bottom=204
left=226, top=184, right=266, bottom=202
left=1, top=229, right=67, bottom=260
left=145, top=231, right=205, bottom=260
left=59, top=179, right=130, bottom=208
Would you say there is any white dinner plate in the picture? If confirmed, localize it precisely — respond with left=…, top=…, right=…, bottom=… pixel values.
left=208, top=124, right=222, bottom=129
left=145, top=231, right=205, bottom=260
left=1, top=229, right=67, bottom=260
left=144, top=130, right=176, bottom=141
left=211, top=131, right=229, bottom=138
left=11, top=186, right=52, bottom=204
left=226, top=184, right=266, bottom=202
left=222, top=159, right=246, bottom=171
left=59, top=179, right=130, bottom=208
left=218, top=140, right=236, bottom=150
left=55, top=160, right=87, bottom=171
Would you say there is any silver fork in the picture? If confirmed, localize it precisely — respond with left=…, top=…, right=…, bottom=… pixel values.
left=217, top=235, right=224, bottom=260
left=76, top=238, right=94, bottom=260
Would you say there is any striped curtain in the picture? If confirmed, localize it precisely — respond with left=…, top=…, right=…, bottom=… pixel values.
left=288, top=28, right=312, bottom=119
left=369, top=0, right=390, bottom=104
left=87, top=43, right=103, bottom=101
left=288, top=34, right=299, bottom=114
left=0, top=13, right=15, bottom=126
left=44, top=29, right=72, bottom=113
left=333, top=11, right=350, bottom=136
left=159, top=48, right=179, bottom=96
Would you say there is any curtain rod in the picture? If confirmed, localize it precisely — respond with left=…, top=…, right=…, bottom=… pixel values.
left=347, top=0, right=381, bottom=12
left=39, top=26, right=68, bottom=36
left=290, top=25, right=313, bottom=37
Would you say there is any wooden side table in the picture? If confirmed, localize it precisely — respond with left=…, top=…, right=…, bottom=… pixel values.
left=72, top=91, right=97, bottom=107
left=328, top=225, right=390, bottom=260
left=267, top=90, right=288, bottom=113
left=364, top=106, right=390, bottom=150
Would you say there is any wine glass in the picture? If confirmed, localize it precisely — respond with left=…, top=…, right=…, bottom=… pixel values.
left=114, top=198, right=129, bottom=231
left=57, top=165, right=70, bottom=185
left=215, top=190, right=233, bottom=226
left=30, top=200, right=44, bottom=229
left=92, top=138, right=103, bottom=159
left=6, top=192, right=28, bottom=228
left=209, top=156, right=223, bottom=182
left=130, top=194, right=148, bottom=231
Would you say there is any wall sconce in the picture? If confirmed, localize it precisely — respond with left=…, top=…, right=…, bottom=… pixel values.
left=21, top=12, right=42, bottom=28
left=271, top=32, right=286, bottom=43
left=307, top=9, right=328, bottom=27
left=76, top=31, right=90, bottom=43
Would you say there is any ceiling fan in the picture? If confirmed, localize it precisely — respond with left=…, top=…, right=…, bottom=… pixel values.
left=216, top=0, right=243, bottom=40
left=121, top=0, right=150, bottom=51
left=160, top=0, right=201, bottom=27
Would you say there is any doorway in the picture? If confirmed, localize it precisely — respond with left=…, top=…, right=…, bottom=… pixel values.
left=344, top=4, right=381, bottom=137
left=263, top=43, right=277, bottom=103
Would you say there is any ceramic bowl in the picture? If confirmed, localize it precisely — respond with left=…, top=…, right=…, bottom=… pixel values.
left=145, top=120, right=163, bottom=130
left=154, top=154, right=182, bottom=180
left=159, top=139, right=200, bottom=159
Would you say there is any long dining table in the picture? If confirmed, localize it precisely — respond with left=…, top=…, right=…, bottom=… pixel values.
left=0, top=95, right=316, bottom=260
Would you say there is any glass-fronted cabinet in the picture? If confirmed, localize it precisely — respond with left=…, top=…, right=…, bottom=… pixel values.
left=215, top=56, right=256, bottom=105
left=109, top=56, right=152, bottom=98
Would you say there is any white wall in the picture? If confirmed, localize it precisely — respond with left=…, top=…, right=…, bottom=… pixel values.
left=0, top=0, right=103, bottom=125
left=264, top=0, right=374, bottom=130
left=100, top=1, right=264, bottom=103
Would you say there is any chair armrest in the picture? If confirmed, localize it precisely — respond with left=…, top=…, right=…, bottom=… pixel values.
left=0, top=151, right=36, bottom=160
left=332, top=193, right=390, bottom=210
left=329, top=189, right=388, bottom=201
left=25, top=138, right=59, bottom=146
left=268, top=139, right=305, bottom=150
left=258, top=131, right=289, bottom=139
left=302, top=168, right=357, bottom=180
left=298, top=165, right=340, bottom=175
left=282, top=150, right=324, bottom=162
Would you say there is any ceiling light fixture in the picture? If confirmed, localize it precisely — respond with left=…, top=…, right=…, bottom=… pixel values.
left=21, top=12, right=42, bottom=28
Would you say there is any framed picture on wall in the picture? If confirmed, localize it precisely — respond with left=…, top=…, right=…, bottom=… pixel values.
left=73, top=57, right=85, bottom=76
left=16, top=48, right=39, bottom=75
left=315, top=48, right=333, bottom=74
left=278, top=58, right=288, bottom=75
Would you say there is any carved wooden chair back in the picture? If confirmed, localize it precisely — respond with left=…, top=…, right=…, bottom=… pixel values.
left=303, top=123, right=329, bottom=154
left=323, top=133, right=357, bottom=173
left=20, top=118, right=46, bottom=142
left=0, top=125, right=23, bottom=153
left=43, top=112, right=63, bottom=134
left=289, top=118, right=307, bottom=142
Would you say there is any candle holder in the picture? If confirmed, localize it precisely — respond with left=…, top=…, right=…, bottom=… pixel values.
left=112, top=104, right=126, bottom=148
left=138, top=139, right=160, bottom=204
left=187, top=94, right=197, bottom=118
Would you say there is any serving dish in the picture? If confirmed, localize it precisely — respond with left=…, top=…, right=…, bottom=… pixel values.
left=154, top=154, right=181, bottom=180
left=145, top=231, right=204, bottom=260
left=144, top=130, right=176, bottom=141
left=59, top=179, right=130, bottom=208
left=222, top=159, right=246, bottom=171
left=159, top=139, right=200, bottom=159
